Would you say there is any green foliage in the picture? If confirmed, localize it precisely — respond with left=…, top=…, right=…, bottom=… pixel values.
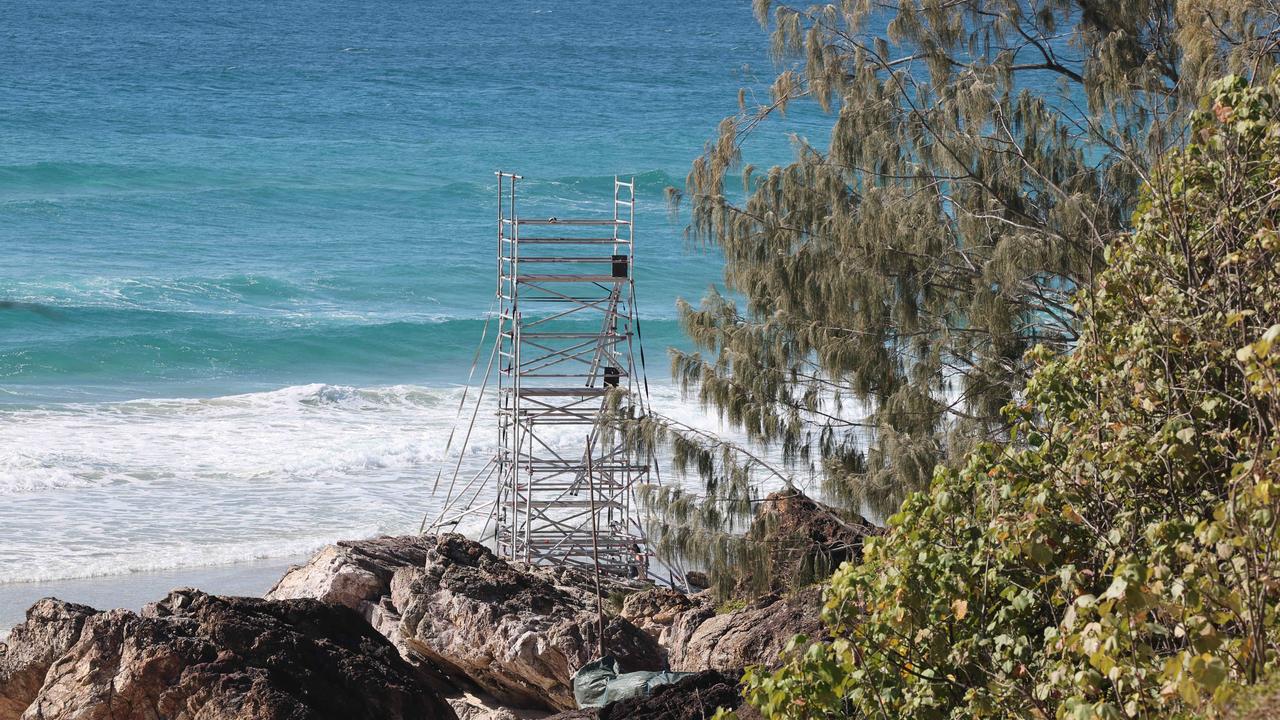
left=665, top=0, right=1280, bottom=527
left=635, top=0, right=1280, bottom=612
left=606, top=589, right=634, bottom=616
left=733, top=73, right=1280, bottom=719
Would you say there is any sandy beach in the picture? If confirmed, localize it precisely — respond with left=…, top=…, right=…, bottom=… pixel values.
left=0, top=556, right=300, bottom=641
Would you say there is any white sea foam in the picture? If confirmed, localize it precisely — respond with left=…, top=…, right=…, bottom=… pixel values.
left=0, top=381, right=781, bottom=585
left=0, top=383, right=467, bottom=496
left=0, top=532, right=361, bottom=585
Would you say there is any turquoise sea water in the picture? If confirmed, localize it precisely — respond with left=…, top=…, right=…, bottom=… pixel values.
left=0, top=1, right=823, bottom=593
left=0, top=0, right=780, bottom=402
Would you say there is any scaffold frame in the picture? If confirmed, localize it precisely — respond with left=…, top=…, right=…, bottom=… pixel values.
left=426, top=172, right=664, bottom=583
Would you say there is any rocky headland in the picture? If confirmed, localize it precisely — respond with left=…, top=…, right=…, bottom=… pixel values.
left=0, top=491, right=871, bottom=720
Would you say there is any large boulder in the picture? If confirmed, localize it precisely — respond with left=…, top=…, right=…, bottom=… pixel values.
left=667, top=587, right=824, bottom=673
left=1, top=589, right=455, bottom=720
left=267, top=534, right=441, bottom=677
left=263, top=534, right=668, bottom=713
left=747, top=490, right=880, bottom=594
left=267, top=534, right=436, bottom=609
left=618, top=588, right=695, bottom=662
left=397, top=535, right=663, bottom=712
left=0, top=599, right=97, bottom=720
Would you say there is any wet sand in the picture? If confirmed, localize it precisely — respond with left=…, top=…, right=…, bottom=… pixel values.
left=0, top=556, right=303, bottom=641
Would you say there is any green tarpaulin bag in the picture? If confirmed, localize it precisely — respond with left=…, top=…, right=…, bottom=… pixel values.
left=573, top=656, right=695, bottom=709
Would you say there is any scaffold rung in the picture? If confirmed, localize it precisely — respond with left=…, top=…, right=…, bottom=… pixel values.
left=507, top=237, right=626, bottom=244
left=507, top=387, right=612, bottom=397
left=506, top=218, right=629, bottom=226
left=517, top=274, right=625, bottom=283
left=514, top=332, right=630, bottom=339
left=511, top=257, right=626, bottom=263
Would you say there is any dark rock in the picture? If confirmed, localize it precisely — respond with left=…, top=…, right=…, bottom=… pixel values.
left=3, top=589, right=455, bottom=720
left=598, top=670, right=760, bottom=720
left=749, top=490, right=880, bottom=594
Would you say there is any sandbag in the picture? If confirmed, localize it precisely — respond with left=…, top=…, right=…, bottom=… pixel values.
left=573, top=656, right=696, bottom=708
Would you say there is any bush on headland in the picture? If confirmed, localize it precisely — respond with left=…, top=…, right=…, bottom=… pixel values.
left=730, top=74, right=1280, bottom=719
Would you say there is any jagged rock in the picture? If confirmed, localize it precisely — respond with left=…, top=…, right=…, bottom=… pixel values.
left=3, top=589, right=455, bottom=720
left=749, top=490, right=880, bottom=594
left=397, top=534, right=663, bottom=712
left=0, top=599, right=97, bottom=720
left=268, top=534, right=467, bottom=698
left=619, top=588, right=695, bottom=659
left=267, top=534, right=436, bottom=609
left=668, top=587, right=824, bottom=673
left=545, top=670, right=762, bottom=720
left=263, top=534, right=668, bottom=713
left=665, top=601, right=715, bottom=670
left=260, top=533, right=823, bottom=713
left=448, top=691, right=553, bottom=720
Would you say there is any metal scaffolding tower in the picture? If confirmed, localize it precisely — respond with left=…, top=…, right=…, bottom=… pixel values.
left=426, top=172, right=658, bottom=582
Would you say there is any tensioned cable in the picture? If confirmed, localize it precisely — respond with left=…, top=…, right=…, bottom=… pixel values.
left=429, top=300, right=496, bottom=495
left=629, top=283, right=663, bottom=488
left=425, top=455, right=498, bottom=536
left=434, top=321, right=501, bottom=510
left=421, top=302, right=499, bottom=535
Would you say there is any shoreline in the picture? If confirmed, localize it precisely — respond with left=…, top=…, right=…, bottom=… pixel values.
left=0, top=554, right=303, bottom=640
left=0, top=532, right=819, bottom=718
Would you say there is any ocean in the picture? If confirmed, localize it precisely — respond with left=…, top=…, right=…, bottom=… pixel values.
left=0, top=0, right=826, bottom=630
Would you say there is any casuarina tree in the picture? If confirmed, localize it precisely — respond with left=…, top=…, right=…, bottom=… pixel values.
left=634, top=0, right=1280, bottom=597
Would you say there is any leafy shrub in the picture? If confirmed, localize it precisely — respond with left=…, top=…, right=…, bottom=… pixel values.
left=731, top=73, right=1280, bottom=719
